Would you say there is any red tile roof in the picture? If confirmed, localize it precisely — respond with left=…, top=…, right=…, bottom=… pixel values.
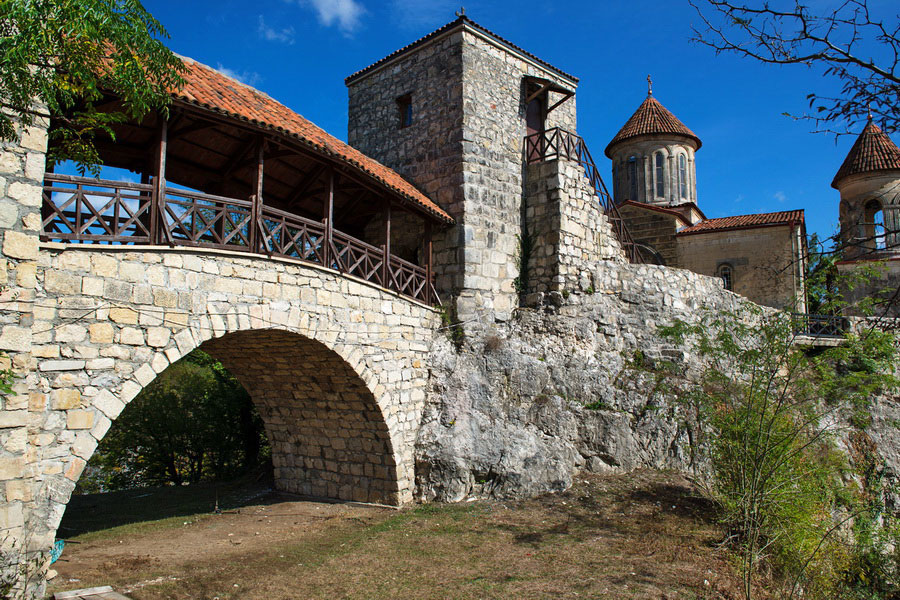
left=677, top=210, right=804, bottom=235
left=605, top=95, right=701, bottom=157
left=173, top=56, right=453, bottom=224
left=345, top=16, right=578, bottom=86
left=831, top=119, right=900, bottom=188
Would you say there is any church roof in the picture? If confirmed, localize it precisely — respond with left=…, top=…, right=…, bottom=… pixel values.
left=677, top=210, right=804, bottom=236
left=172, top=56, right=453, bottom=224
left=605, top=95, right=701, bottom=157
left=831, top=119, right=900, bottom=189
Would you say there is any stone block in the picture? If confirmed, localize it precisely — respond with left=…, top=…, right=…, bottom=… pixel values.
left=50, top=389, right=81, bottom=410
left=146, top=327, right=171, bottom=348
left=0, top=456, right=24, bottom=480
left=91, top=254, right=118, bottom=278
left=56, top=324, right=87, bottom=343
left=66, top=410, right=94, bottom=430
left=153, top=287, right=178, bottom=308
left=109, top=307, right=138, bottom=324
left=89, top=322, right=114, bottom=344
left=39, top=359, right=86, bottom=372
left=7, top=181, right=41, bottom=207
left=0, top=410, right=26, bottom=428
left=134, top=363, right=156, bottom=386
left=44, top=269, right=81, bottom=294
left=65, top=456, right=87, bottom=481
left=0, top=326, right=30, bottom=352
left=2, top=230, right=38, bottom=260
left=15, top=262, right=35, bottom=288
left=93, top=389, right=125, bottom=420
left=5, top=479, right=31, bottom=502
left=119, top=327, right=144, bottom=346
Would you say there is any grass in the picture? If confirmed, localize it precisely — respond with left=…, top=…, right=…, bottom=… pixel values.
left=49, top=470, right=747, bottom=600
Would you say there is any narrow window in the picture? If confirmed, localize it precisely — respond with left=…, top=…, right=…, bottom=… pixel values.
left=864, top=199, right=885, bottom=250
left=718, top=264, right=733, bottom=291
left=655, top=152, right=665, bottom=198
left=397, top=94, right=412, bottom=129
left=678, top=154, right=687, bottom=199
left=628, top=156, right=637, bottom=201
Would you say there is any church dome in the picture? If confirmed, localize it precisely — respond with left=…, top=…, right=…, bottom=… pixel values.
left=831, top=118, right=900, bottom=189
left=605, top=94, right=701, bottom=158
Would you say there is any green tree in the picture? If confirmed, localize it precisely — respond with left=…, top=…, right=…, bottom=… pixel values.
left=660, top=307, right=898, bottom=599
left=81, top=350, right=268, bottom=492
left=0, top=0, right=184, bottom=172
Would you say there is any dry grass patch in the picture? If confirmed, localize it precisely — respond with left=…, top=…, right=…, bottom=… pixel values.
left=50, top=470, right=748, bottom=599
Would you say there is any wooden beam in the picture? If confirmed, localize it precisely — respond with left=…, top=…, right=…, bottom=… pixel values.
left=425, top=220, right=433, bottom=304
left=526, top=82, right=552, bottom=104
left=287, top=164, right=327, bottom=208
left=323, top=167, right=334, bottom=268
left=249, top=141, right=264, bottom=253
left=151, top=116, right=168, bottom=245
left=382, top=199, right=392, bottom=288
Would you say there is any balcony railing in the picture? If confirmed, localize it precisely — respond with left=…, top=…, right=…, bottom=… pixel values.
left=525, top=127, right=646, bottom=264
left=791, top=313, right=849, bottom=338
left=41, top=173, right=439, bottom=305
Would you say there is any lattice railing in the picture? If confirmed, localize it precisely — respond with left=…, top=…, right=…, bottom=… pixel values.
left=41, top=174, right=437, bottom=304
left=524, top=127, right=646, bottom=264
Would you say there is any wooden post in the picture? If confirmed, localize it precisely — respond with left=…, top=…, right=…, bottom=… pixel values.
left=250, top=141, right=264, bottom=253
left=323, top=167, right=334, bottom=268
left=424, top=220, right=433, bottom=304
left=151, top=117, right=168, bottom=245
left=382, top=199, right=392, bottom=289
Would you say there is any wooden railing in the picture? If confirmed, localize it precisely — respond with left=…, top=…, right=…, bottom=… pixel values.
left=524, top=127, right=646, bottom=264
left=41, top=173, right=439, bottom=305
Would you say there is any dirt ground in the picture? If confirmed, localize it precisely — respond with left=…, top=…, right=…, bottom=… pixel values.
left=48, top=470, right=749, bottom=600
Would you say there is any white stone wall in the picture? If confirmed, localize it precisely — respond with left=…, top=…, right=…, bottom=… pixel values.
left=525, top=159, right=625, bottom=295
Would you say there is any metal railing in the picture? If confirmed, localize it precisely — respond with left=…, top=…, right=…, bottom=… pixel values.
left=791, top=313, right=849, bottom=338
left=524, top=127, right=646, bottom=264
left=41, top=173, right=439, bottom=305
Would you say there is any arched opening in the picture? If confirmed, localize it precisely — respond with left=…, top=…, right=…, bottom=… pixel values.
left=56, top=328, right=398, bottom=539
left=718, top=263, right=734, bottom=291
left=654, top=152, right=665, bottom=199
left=678, top=154, right=687, bottom=200
left=863, top=199, right=886, bottom=251
left=628, top=155, right=638, bottom=201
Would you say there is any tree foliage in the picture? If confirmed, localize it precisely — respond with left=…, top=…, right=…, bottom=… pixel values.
left=690, top=0, right=899, bottom=135
left=80, top=350, right=268, bottom=492
left=0, top=0, right=184, bottom=173
left=660, top=307, right=899, bottom=599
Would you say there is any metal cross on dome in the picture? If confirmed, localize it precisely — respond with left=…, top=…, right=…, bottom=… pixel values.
left=456, top=7, right=466, bottom=17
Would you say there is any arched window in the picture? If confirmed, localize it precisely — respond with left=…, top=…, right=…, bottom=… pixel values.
left=863, top=199, right=885, bottom=250
left=718, top=264, right=734, bottom=291
left=678, top=154, right=687, bottom=199
left=654, top=152, right=665, bottom=198
left=628, top=156, right=638, bottom=201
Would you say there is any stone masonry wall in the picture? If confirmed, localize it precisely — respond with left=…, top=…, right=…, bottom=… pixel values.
left=525, top=159, right=624, bottom=295
left=347, top=31, right=465, bottom=304
left=615, top=204, right=681, bottom=266
left=2, top=243, right=439, bottom=597
left=417, top=263, right=744, bottom=501
left=457, top=30, right=577, bottom=322
left=348, top=23, right=579, bottom=324
left=0, top=111, right=47, bottom=588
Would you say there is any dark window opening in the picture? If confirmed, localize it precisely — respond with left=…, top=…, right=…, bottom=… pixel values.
left=628, top=156, right=638, bottom=201
left=655, top=152, right=665, bottom=198
left=397, top=94, right=412, bottom=129
left=718, top=264, right=734, bottom=291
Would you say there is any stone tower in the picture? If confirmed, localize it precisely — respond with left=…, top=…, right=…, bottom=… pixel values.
left=346, top=16, right=578, bottom=322
left=832, top=117, right=900, bottom=316
left=605, top=84, right=701, bottom=207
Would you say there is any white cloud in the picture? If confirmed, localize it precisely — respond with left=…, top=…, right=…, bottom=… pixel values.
left=296, top=0, right=365, bottom=34
left=390, top=0, right=458, bottom=29
left=773, top=190, right=788, bottom=203
left=215, top=63, right=262, bottom=87
left=258, top=15, right=296, bottom=44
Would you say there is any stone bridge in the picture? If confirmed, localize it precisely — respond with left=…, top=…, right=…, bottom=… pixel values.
left=11, top=243, right=439, bottom=553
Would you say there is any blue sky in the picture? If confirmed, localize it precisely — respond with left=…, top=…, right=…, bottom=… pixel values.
left=138, top=0, right=898, bottom=241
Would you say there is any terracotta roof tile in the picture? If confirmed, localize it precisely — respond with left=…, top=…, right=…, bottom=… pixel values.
left=173, top=56, right=453, bottom=223
left=345, top=16, right=578, bottom=85
left=605, top=95, right=701, bottom=157
left=677, top=210, right=804, bottom=235
left=831, top=119, right=900, bottom=188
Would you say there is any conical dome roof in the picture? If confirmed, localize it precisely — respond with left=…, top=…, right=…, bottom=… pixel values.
left=831, top=119, right=900, bottom=188
left=605, top=95, right=701, bottom=157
